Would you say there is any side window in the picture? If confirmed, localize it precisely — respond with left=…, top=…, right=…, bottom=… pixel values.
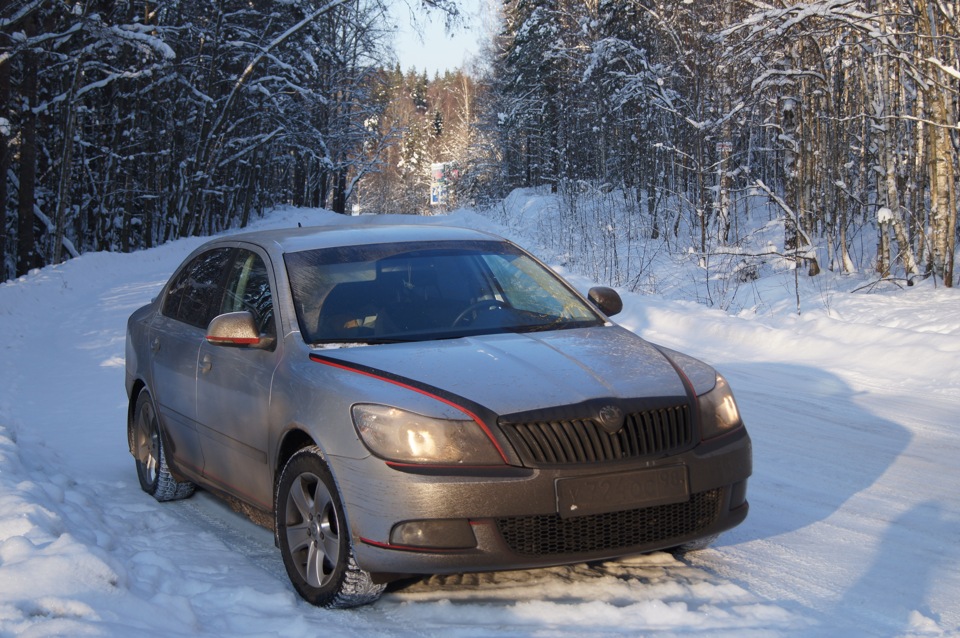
left=221, top=249, right=276, bottom=337
left=162, top=248, right=234, bottom=328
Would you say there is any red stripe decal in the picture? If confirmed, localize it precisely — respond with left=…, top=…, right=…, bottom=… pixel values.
left=359, top=537, right=466, bottom=554
left=309, top=354, right=508, bottom=463
left=206, top=336, right=260, bottom=345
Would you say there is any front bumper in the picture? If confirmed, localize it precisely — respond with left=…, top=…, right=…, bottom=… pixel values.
left=331, top=427, right=751, bottom=577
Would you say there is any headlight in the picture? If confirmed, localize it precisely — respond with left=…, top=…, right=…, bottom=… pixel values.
left=698, top=374, right=743, bottom=440
left=352, top=404, right=504, bottom=465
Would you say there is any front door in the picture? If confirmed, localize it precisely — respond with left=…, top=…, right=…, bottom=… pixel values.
left=195, top=248, right=279, bottom=510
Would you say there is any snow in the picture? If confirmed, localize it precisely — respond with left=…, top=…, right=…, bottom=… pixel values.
left=1, top=200, right=959, bottom=636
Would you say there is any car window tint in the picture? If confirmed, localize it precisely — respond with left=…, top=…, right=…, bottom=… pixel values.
left=221, top=250, right=276, bottom=336
left=162, top=248, right=234, bottom=328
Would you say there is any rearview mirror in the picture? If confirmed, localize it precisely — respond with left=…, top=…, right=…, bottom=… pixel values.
left=587, top=286, right=623, bottom=317
left=206, top=311, right=274, bottom=348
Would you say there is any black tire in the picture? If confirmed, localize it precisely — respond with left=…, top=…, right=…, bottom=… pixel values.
left=131, top=389, right=195, bottom=502
left=275, top=446, right=384, bottom=608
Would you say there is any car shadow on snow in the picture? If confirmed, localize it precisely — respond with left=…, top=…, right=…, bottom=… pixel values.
left=829, top=499, right=951, bottom=635
left=715, top=361, right=911, bottom=543
left=701, top=361, right=944, bottom=634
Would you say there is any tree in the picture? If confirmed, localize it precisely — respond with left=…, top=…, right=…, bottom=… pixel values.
left=482, top=0, right=958, bottom=289
left=1, top=0, right=396, bottom=279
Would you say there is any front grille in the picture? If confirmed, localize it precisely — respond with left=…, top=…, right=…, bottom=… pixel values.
left=496, top=489, right=723, bottom=556
left=500, top=405, right=692, bottom=466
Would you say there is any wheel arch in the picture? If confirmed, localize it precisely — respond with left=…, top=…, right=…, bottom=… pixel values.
left=274, top=427, right=318, bottom=495
left=273, top=441, right=385, bottom=607
left=127, top=379, right=148, bottom=454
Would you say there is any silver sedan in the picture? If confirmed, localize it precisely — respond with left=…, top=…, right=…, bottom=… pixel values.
left=125, top=223, right=752, bottom=608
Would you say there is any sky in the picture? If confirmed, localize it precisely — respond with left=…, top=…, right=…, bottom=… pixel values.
left=390, top=0, right=488, bottom=75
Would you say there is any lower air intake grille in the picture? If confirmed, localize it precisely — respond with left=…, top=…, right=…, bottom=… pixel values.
left=496, top=489, right=723, bottom=556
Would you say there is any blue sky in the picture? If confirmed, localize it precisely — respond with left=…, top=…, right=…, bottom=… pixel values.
left=390, top=0, right=486, bottom=76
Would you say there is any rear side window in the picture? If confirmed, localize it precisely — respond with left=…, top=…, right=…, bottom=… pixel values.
left=162, top=248, right=234, bottom=328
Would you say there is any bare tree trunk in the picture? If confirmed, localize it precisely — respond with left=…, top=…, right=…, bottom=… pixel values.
left=875, top=37, right=920, bottom=277
left=918, top=0, right=957, bottom=286
left=16, top=13, right=40, bottom=277
left=878, top=219, right=891, bottom=278
left=927, top=97, right=952, bottom=283
left=781, top=86, right=801, bottom=251
left=332, top=170, right=348, bottom=214
left=0, top=55, right=10, bottom=280
left=53, top=60, right=82, bottom=266
left=913, top=86, right=930, bottom=273
left=941, top=106, right=957, bottom=287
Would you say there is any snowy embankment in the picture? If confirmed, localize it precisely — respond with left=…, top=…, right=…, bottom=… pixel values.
left=0, top=204, right=958, bottom=637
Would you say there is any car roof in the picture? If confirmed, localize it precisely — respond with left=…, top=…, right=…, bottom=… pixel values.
left=218, top=222, right=506, bottom=255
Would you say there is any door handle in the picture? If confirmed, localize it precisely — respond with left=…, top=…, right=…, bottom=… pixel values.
left=151, top=337, right=161, bottom=353
left=200, top=354, right=213, bottom=374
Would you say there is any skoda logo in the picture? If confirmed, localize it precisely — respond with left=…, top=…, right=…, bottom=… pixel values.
left=596, top=405, right=625, bottom=433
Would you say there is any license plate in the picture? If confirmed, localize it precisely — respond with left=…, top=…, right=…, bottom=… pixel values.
left=555, top=466, right=689, bottom=519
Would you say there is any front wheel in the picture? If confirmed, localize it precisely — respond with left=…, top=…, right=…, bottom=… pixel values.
left=131, top=389, right=195, bottom=502
left=275, top=447, right=384, bottom=608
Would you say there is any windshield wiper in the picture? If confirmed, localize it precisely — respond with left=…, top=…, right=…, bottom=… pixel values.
left=510, top=319, right=601, bottom=334
left=312, top=336, right=416, bottom=346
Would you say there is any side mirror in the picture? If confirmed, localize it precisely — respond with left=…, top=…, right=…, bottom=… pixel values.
left=206, top=311, right=274, bottom=349
left=588, top=286, right=623, bottom=317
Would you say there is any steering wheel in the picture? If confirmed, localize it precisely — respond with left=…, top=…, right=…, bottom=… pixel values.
left=452, top=299, right=507, bottom=327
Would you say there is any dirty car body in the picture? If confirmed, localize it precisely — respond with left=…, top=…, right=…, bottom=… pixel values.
left=125, top=223, right=752, bottom=607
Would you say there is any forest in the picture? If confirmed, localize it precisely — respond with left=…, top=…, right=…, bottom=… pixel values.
left=2, top=0, right=958, bottom=287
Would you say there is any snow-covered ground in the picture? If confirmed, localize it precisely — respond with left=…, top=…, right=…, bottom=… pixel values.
left=1, top=202, right=958, bottom=637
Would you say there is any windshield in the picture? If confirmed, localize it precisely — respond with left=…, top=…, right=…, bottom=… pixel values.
left=284, top=240, right=603, bottom=344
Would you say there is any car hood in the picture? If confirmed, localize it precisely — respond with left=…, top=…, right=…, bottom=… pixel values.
left=318, top=325, right=693, bottom=418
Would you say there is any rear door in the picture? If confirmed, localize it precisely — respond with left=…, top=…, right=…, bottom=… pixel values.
left=150, top=247, right=234, bottom=479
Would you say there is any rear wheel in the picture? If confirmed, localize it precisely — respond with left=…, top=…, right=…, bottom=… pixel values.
left=275, top=447, right=384, bottom=608
left=131, top=389, right=195, bottom=501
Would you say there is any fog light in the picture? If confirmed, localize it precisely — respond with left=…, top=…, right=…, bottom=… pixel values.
left=390, top=520, right=477, bottom=549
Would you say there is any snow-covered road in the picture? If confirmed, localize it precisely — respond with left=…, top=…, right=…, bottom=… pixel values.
left=1, top=207, right=957, bottom=637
